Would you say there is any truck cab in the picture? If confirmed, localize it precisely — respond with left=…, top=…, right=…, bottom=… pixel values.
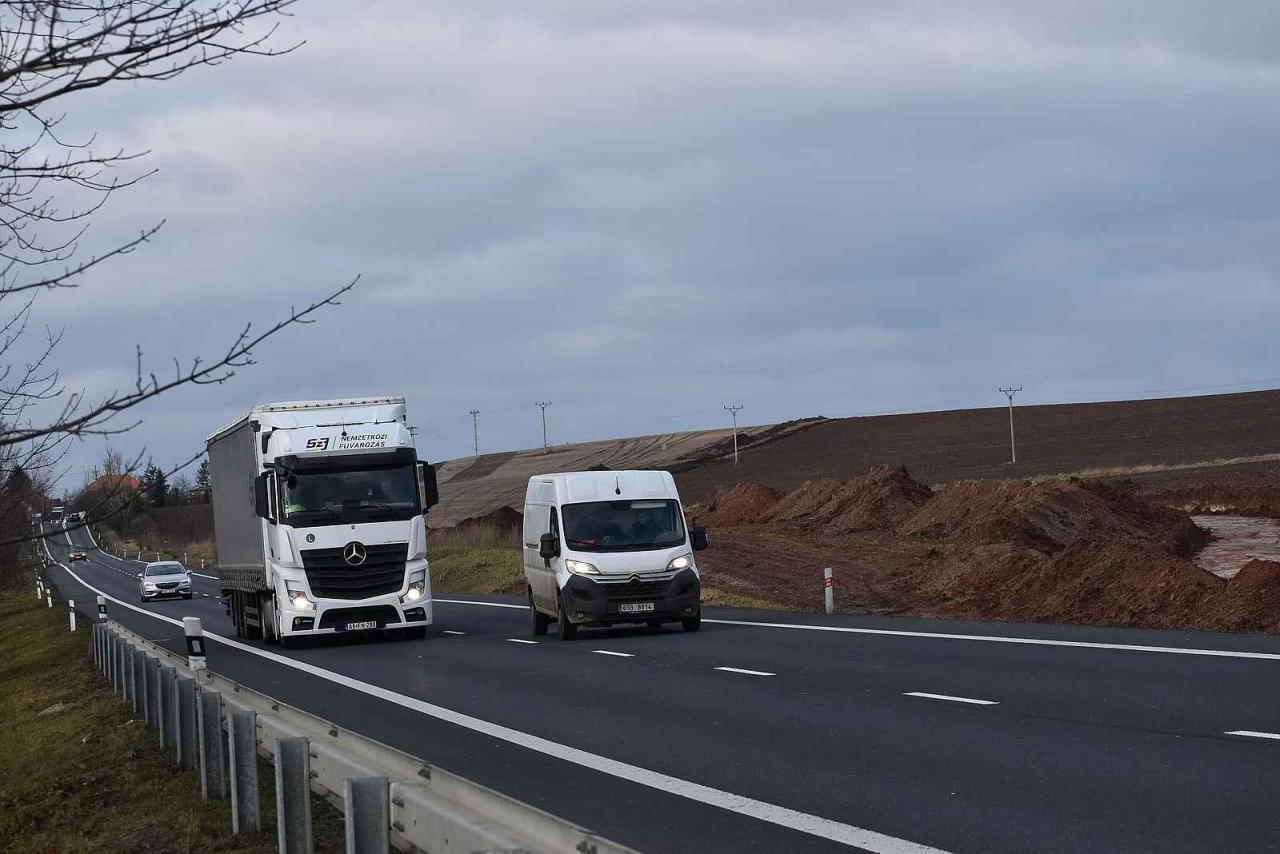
left=523, top=470, right=708, bottom=640
left=209, top=397, right=439, bottom=645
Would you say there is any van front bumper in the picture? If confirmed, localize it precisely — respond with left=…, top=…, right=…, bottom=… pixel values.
left=562, top=569, right=700, bottom=626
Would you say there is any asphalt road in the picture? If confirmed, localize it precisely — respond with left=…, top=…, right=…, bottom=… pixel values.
left=40, top=524, right=1280, bottom=853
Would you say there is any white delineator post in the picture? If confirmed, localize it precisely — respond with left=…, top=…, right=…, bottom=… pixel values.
left=97, top=595, right=107, bottom=622
left=46, top=590, right=53, bottom=608
left=35, top=579, right=41, bottom=599
left=68, top=600, right=77, bottom=631
left=823, top=567, right=833, bottom=615
left=184, top=617, right=207, bottom=672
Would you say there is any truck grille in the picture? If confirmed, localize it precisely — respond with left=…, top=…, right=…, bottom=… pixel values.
left=301, top=543, right=408, bottom=600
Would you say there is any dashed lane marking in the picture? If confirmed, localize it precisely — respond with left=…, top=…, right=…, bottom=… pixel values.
left=715, top=666, right=776, bottom=677
left=904, top=692, right=999, bottom=706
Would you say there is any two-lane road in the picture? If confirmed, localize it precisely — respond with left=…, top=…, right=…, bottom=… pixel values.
left=41, top=525, right=1280, bottom=852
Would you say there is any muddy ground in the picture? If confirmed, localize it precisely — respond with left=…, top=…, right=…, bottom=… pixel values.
left=689, top=466, right=1280, bottom=634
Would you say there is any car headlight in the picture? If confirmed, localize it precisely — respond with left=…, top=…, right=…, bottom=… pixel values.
left=404, top=570, right=427, bottom=602
left=143, top=582, right=157, bottom=590
left=285, top=581, right=314, bottom=611
left=565, top=559, right=599, bottom=575
left=667, top=553, right=694, bottom=571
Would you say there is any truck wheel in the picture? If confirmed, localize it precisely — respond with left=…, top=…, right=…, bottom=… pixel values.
left=529, top=590, right=549, bottom=636
left=682, top=613, right=702, bottom=632
left=556, top=591, right=577, bottom=641
left=261, top=595, right=279, bottom=646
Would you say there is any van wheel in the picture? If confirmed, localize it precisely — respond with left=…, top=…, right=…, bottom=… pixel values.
left=682, top=613, right=702, bottom=632
left=557, top=592, right=577, bottom=641
left=529, top=590, right=549, bottom=636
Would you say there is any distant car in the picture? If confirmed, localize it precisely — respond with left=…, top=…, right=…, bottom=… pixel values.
left=68, top=550, right=87, bottom=561
left=140, top=561, right=192, bottom=602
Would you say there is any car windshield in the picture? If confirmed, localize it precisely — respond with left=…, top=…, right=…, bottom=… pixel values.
left=146, top=563, right=184, bottom=577
left=281, top=462, right=419, bottom=525
left=561, top=499, right=686, bottom=552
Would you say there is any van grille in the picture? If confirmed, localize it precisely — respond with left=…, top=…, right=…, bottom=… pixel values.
left=301, top=543, right=408, bottom=600
left=598, top=578, right=669, bottom=600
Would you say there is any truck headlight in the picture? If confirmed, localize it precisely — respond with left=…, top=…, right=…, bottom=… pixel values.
left=667, top=554, right=694, bottom=571
left=565, top=559, right=599, bottom=575
left=404, top=570, right=426, bottom=602
left=285, top=582, right=314, bottom=611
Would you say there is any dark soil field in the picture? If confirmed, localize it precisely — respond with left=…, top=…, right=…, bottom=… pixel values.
left=675, top=388, right=1280, bottom=502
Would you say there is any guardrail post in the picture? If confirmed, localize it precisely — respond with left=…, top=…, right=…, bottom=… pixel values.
left=198, top=690, right=226, bottom=799
left=344, top=777, right=389, bottom=854
left=159, top=666, right=177, bottom=752
left=177, top=676, right=198, bottom=769
left=145, top=656, right=160, bottom=727
left=106, top=628, right=117, bottom=689
left=120, top=638, right=131, bottom=702
left=67, top=599, right=76, bottom=632
left=132, top=649, right=147, bottom=716
left=91, top=622, right=99, bottom=668
left=229, top=711, right=260, bottom=833
left=276, top=736, right=313, bottom=854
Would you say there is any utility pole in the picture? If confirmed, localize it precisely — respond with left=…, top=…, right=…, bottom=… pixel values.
left=468, top=410, right=480, bottom=457
left=999, top=387, right=1022, bottom=464
left=534, top=402, right=552, bottom=454
left=724, top=404, right=745, bottom=465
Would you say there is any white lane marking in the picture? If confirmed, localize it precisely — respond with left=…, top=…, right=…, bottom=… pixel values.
left=593, top=650, right=635, bottom=658
left=51, top=560, right=944, bottom=854
left=433, top=598, right=1280, bottom=661
left=443, top=630, right=466, bottom=636
left=191, top=572, right=219, bottom=580
left=716, top=666, right=776, bottom=677
left=904, top=692, right=999, bottom=706
left=1226, top=730, right=1280, bottom=741
left=506, top=638, right=538, bottom=645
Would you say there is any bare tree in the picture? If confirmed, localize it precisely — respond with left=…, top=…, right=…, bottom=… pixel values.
left=0, top=1, right=356, bottom=554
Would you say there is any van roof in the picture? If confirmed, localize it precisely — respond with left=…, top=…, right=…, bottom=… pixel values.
left=527, top=470, right=680, bottom=503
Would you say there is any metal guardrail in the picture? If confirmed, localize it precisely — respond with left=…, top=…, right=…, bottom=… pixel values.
left=58, top=565, right=639, bottom=854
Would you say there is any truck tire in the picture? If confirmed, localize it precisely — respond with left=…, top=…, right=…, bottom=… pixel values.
left=556, top=590, right=577, bottom=641
left=529, top=589, right=549, bottom=636
left=261, top=594, right=280, bottom=646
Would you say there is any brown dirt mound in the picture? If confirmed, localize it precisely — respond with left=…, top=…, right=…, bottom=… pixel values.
left=826, top=465, right=934, bottom=533
left=1207, top=559, right=1280, bottom=632
left=695, top=482, right=784, bottom=526
left=898, top=478, right=1204, bottom=556
left=759, top=478, right=849, bottom=525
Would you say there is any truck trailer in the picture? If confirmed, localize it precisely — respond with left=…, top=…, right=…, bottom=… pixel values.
left=206, top=397, right=438, bottom=644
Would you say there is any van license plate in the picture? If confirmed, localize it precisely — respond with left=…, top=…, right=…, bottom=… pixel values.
left=618, top=602, right=655, bottom=614
left=344, top=620, right=377, bottom=631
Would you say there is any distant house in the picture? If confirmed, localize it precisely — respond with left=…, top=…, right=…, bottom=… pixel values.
left=85, top=474, right=143, bottom=496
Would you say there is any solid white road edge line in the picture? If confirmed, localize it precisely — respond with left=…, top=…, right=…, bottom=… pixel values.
left=593, top=650, right=635, bottom=658
left=1225, top=730, right=1280, bottom=741
left=443, top=630, right=466, bottom=636
left=50, top=559, right=945, bottom=854
left=506, top=638, right=538, bottom=645
left=716, top=666, right=776, bottom=677
left=904, top=692, right=999, bottom=706
left=431, top=599, right=1280, bottom=661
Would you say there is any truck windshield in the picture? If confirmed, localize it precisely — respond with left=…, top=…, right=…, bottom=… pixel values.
left=561, top=499, right=686, bottom=552
left=281, top=462, right=420, bottom=525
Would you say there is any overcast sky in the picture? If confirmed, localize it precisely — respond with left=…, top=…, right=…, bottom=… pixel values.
left=22, top=1, right=1280, bottom=488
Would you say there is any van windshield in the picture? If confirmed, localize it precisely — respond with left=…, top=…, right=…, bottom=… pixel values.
left=561, top=499, right=686, bottom=552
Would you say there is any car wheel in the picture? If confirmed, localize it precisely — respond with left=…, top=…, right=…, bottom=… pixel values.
left=529, top=589, right=549, bottom=636
left=183, top=594, right=193, bottom=600
left=557, top=591, right=577, bottom=641
left=682, top=613, right=702, bottom=632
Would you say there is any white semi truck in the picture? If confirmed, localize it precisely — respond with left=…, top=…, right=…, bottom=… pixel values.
left=207, top=397, right=438, bottom=645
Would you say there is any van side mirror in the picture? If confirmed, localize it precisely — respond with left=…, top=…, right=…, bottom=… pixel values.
left=539, top=533, right=559, bottom=561
left=253, top=472, right=276, bottom=523
left=418, top=461, right=440, bottom=511
left=691, top=525, right=709, bottom=551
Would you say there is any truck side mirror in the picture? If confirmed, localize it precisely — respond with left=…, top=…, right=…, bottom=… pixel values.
left=691, top=525, right=709, bottom=551
left=254, top=472, right=276, bottom=523
left=418, top=461, right=440, bottom=511
left=539, top=533, right=559, bottom=561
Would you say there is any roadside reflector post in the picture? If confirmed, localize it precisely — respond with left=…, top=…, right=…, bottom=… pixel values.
left=68, top=599, right=76, bottom=632
left=177, top=676, right=198, bottom=769
left=344, top=776, right=389, bottom=854
left=229, top=711, right=260, bottom=833
left=96, top=595, right=106, bottom=623
left=183, top=617, right=207, bottom=672
left=823, top=567, right=834, bottom=615
left=275, top=736, right=313, bottom=854
left=45, top=590, right=52, bottom=609
left=35, top=578, right=41, bottom=599
left=198, top=690, right=227, bottom=800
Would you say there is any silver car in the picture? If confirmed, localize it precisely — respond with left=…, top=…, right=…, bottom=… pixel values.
left=139, top=561, right=193, bottom=602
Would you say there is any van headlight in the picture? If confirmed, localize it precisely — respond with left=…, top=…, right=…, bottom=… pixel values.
left=565, top=559, right=599, bottom=575
left=667, top=554, right=694, bottom=571
left=285, top=581, right=314, bottom=611
left=404, top=570, right=426, bottom=602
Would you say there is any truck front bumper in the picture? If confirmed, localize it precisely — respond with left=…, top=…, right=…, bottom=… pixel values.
left=283, top=599, right=432, bottom=636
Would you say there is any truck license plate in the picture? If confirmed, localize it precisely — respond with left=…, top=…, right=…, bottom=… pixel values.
left=344, top=620, right=378, bottom=631
left=618, top=602, right=655, bottom=614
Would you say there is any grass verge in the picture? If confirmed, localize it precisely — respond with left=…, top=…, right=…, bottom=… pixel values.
left=0, top=568, right=343, bottom=853
left=429, top=546, right=523, bottom=594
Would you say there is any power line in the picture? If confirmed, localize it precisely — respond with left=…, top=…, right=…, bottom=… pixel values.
left=724, top=404, right=745, bottom=465
left=998, top=387, right=1022, bottom=464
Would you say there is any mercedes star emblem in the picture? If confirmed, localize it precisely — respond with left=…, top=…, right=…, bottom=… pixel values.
left=343, top=541, right=367, bottom=566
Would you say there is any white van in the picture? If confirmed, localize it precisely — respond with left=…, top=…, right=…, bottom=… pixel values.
left=523, top=470, right=708, bottom=639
